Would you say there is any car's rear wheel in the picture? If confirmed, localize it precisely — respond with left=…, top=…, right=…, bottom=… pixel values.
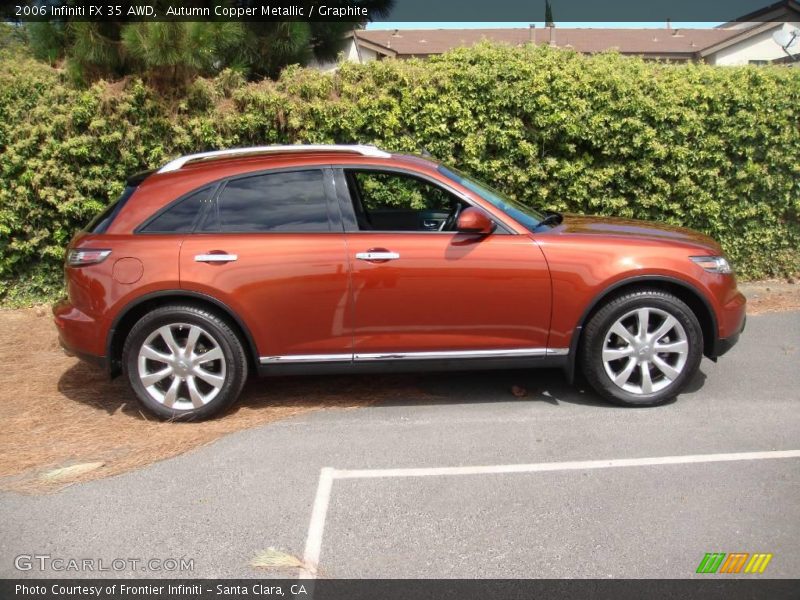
left=580, top=289, right=703, bottom=406
left=122, top=304, right=248, bottom=420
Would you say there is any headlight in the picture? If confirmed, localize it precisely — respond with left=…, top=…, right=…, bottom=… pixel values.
left=690, top=255, right=732, bottom=274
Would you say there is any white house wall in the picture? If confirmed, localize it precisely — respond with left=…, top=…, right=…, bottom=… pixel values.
left=706, top=22, right=800, bottom=65
left=309, top=40, right=380, bottom=71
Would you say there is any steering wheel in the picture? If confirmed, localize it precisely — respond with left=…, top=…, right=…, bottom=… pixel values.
left=440, top=201, right=463, bottom=232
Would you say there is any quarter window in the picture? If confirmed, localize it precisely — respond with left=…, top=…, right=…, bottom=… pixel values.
left=87, top=186, right=137, bottom=233
left=140, top=186, right=214, bottom=233
left=202, top=170, right=330, bottom=233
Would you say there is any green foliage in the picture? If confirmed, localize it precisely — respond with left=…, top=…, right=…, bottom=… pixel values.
left=545, top=0, right=555, bottom=27
left=0, top=22, right=30, bottom=55
left=357, top=172, right=452, bottom=210
left=23, top=1, right=393, bottom=86
left=121, top=20, right=246, bottom=89
left=1, top=44, right=799, bottom=304
left=26, top=21, right=63, bottom=63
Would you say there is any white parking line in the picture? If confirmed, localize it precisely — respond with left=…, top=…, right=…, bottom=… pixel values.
left=301, top=467, right=334, bottom=579
left=299, top=449, right=800, bottom=578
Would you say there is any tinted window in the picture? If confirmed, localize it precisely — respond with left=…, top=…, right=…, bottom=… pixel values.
left=86, top=186, right=137, bottom=233
left=354, top=171, right=455, bottom=212
left=141, top=186, right=214, bottom=233
left=346, top=170, right=463, bottom=232
left=203, top=170, right=330, bottom=233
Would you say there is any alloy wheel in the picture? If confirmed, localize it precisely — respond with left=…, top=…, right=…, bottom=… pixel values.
left=601, top=307, right=689, bottom=395
left=136, top=323, right=226, bottom=410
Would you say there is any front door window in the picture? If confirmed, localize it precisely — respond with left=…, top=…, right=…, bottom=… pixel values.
left=346, top=170, right=466, bottom=232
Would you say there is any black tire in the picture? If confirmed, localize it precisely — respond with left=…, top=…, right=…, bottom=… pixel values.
left=122, top=304, right=248, bottom=421
left=580, top=289, right=703, bottom=407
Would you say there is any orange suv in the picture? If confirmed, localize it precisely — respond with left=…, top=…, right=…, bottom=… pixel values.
left=54, top=145, right=746, bottom=420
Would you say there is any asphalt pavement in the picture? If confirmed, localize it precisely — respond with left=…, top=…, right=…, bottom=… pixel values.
left=1, top=311, right=798, bottom=579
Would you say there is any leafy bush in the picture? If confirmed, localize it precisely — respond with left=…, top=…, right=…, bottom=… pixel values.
left=1, top=44, right=798, bottom=304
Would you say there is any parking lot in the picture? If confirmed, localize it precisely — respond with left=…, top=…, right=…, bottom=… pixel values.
left=1, top=310, right=798, bottom=579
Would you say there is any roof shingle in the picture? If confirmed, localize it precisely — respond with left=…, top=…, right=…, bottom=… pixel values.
left=355, top=27, right=742, bottom=57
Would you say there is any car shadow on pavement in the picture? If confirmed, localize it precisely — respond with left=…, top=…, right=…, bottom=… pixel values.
left=370, top=368, right=609, bottom=408
left=366, top=366, right=708, bottom=409
left=57, top=360, right=709, bottom=419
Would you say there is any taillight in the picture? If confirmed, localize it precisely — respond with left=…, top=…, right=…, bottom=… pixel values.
left=66, top=249, right=112, bottom=267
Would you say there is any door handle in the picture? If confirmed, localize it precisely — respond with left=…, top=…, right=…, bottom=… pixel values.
left=195, top=253, right=238, bottom=263
left=355, top=250, right=400, bottom=262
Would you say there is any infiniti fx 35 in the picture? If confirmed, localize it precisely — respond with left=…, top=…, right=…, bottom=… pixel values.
left=54, top=145, right=746, bottom=420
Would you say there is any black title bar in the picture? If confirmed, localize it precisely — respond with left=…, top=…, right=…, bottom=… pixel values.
left=2, top=579, right=800, bottom=600
left=2, top=0, right=799, bottom=22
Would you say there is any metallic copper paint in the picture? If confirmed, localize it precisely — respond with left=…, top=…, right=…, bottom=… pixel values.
left=55, top=233, right=181, bottom=357
left=347, top=232, right=551, bottom=354
left=180, top=233, right=351, bottom=356
left=54, top=151, right=746, bottom=368
left=456, top=206, right=495, bottom=234
left=536, top=216, right=746, bottom=350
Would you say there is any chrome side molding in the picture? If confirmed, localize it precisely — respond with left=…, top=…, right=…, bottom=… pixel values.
left=545, top=348, right=569, bottom=356
left=260, top=353, right=352, bottom=364
left=355, top=348, right=551, bottom=361
left=260, top=348, right=569, bottom=365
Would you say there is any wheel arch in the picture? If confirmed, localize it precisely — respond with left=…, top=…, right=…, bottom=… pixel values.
left=565, top=275, right=719, bottom=383
left=106, top=290, right=259, bottom=377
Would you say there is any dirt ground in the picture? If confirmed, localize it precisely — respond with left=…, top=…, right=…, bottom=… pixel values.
left=0, top=279, right=797, bottom=494
left=0, top=309, right=429, bottom=494
left=738, top=279, right=800, bottom=314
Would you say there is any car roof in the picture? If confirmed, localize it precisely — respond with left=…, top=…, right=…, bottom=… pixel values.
left=106, top=149, right=442, bottom=234
left=152, top=148, right=440, bottom=183
left=156, top=144, right=392, bottom=173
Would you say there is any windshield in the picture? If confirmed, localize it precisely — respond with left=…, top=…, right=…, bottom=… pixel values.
left=438, top=165, right=547, bottom=232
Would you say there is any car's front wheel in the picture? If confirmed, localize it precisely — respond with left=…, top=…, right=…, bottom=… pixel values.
left=580, top=289, right=703, bottom=406
left=122, top=304, right=248, bottom=420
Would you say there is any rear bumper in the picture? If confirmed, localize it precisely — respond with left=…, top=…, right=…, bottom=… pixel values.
left=53, top=300, right=108, bottom=371
left=58, top=338, right=108, bottom=370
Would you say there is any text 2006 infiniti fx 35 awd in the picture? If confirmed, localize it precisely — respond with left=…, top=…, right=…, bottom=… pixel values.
left=54, top=145, right=746, bottom=420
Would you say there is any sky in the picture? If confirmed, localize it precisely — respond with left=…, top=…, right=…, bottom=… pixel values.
left=367, top=22, right=724, bottom=30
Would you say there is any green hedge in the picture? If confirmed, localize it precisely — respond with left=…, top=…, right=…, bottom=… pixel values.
left=1, top=44, right=799, bottom=304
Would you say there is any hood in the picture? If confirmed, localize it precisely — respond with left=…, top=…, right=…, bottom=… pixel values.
left=552, top=214, right=723, bottom=253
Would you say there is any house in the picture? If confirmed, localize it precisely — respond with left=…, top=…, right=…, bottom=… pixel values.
left=318, top=0, right=799, bottom=69
left=702, top=0, right=800, bottom=65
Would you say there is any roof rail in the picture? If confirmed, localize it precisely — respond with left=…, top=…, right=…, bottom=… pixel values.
left=157, top=144, right=391, bottom=173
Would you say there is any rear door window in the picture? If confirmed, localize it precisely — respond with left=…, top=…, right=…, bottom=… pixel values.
left=201, top=170, right=331, bottom=233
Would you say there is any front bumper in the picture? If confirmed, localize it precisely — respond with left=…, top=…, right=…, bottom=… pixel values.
left=715, top=314, right=746, bottom=358
left=708, top=283, right=747, bottom=359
